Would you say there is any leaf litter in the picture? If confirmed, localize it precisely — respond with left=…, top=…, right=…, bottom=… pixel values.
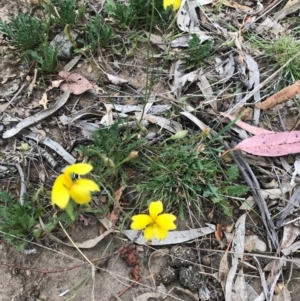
left=2, top=0, right=300, bottom=300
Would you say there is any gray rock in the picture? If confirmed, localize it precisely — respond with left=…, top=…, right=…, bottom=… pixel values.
left=157, top=266, right=178, bottom=285
left=50, top=30, right=78, bottom=59
left=169, top=246, right=197, bottom=268
left=179, top=266, right=202, bottom=292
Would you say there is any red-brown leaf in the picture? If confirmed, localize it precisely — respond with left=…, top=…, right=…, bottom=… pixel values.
left=234, top=131, right=300, bottom=156
left=59, top=71, right=94, bottom=95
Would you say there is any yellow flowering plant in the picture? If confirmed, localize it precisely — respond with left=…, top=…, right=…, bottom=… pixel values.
left=51, top=163, right=100, bottom=220
left=163, top=0, right=181, bottom=11
left=130, top=200, right=177, bottom=240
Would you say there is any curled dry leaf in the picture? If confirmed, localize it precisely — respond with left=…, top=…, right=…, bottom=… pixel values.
left=123, top=225, right=215, bottom=245
left=39, top=92, right=48, bottom=109
left=219, top=248, right=229, bottom=293
left=3, top=91, right=71, bottom=138
left=234, top=131, right=300, bottom=157
left=142, top=114, right=182, bottom=133
left=177, top=0, right=214, bottom=36
left=23, top=130, right=76, bottom=164
left=49, top=228, right=117, bottom=248
left=105, top=72, right=128, bottom=85
left=59, top=71, right=94, bottom=95
left=256, top=17, right=283, bottom=35
left=274, top=0, right=300, bottom=20
left=225, top=214, right=246, bottom=301
left=273, top=284, right=291, bottom=301
left=221, top=112, right=273, bottom=135
left=107, top=185, right=126, bottom=226
left=255, top=80, right=300, bottom=109
left=232, top=269, right=247, bottom=301
left=197, top=69, right=216, bottom=111
left=282, top=240, right=300, bottom=255
left=225, top=233, right=267, bottom=252
left=260, top=179, right=278, bottom=189
left=280, top=223, right=300, bottom=250
left=243, top=235, right=267, bottom=252
left=220, top=0, right=253, bottom=13
left=135, top=292, right=167, bottom=301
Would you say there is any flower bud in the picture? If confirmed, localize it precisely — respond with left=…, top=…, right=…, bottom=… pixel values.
left=169, top=130, right=188, bottom=140
left=20, top=143, right=29, bottom=151
left=128, top=151, right=139, bottom=160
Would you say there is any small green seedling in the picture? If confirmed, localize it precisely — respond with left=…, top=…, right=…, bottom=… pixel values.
left=29, top=44, right=58, bottom=73
left=0, top=13, right=47, bottom=50
left=43, top=0, right=78, bottom=26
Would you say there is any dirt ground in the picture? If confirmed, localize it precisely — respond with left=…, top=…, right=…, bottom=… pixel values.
left=0, top=224, right=157, bottom=301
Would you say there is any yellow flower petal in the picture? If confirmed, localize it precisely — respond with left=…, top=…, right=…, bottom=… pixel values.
left=51, top=174, right=70, bottom=209
left=62, top=172, right=73, bottom=190
left=131, top=214, right=153, bottom=230
left=76, top=178, right=100, bottom=192
left=144, top=224, right=155, bottom=240
left=163, top=0, right=181, bottom=11
left=64, top=163, right=93, bottom=176
left=154, top=225, right=168, bottom=240
left=149, top=201, right=163, bottom=221
left=156, top=214, right=177, bottom=230
left=144, top=224, right=168, bottom=240
left=69, top=179, right=94, bottom=205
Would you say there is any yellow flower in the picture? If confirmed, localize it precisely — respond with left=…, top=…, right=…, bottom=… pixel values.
left=163, top=0, right=181, bottom=11
left=131, top=201, right=177, bottom=240
left=51, top=163, right=100, bottom=209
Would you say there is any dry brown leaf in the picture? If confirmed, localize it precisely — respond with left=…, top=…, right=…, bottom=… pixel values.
left=108, top=185, right=126, bottom=225
left=221, top=112, right=273, bottom=135
left=280, top=223, right=300, bottom=250
left=243, top=235, right=267, bottom=252
left=220, top=0, right=253, bottom=13
left=105, top=72, right=128, bottom=85
left=49, top=229, right=116, bottom=248
left=123, top=225, right=215, bottom=245
left=273, top=283, right=291, bottom=301
left=219, top=249, right=229, bottom=293
left=100, top=104, right=114, bottom=126
left=256, top=80, right=300, bottom=109
left=226, top=214, right=246, bottom=301
left=47, top=79, right=64, bottom=91
left=39, top=92, right=48, bottom=109
left=59, top=71, right=94, bottom=95
left=261, top=179, right=278, bottom=189
left=232, top=269, right=247, bottom=301
left=233, top=131, right=300, bottom=157
left=215, top=224, right=225, bottom=247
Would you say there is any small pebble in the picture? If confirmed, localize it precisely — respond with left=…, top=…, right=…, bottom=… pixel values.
left=179, top=266, right=202, bottom=292
left=169, top=246, right=197, bottom=268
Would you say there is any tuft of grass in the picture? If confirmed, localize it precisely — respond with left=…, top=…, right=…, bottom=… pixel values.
left=135, top=136, right=248, bottom=217
left=0, top=13, right=47, bottom=51
left=78, top=122, right=248, bottom=219
left=0, top=1, right=114, bottom=74
left=106, top=0, right=172, bottom=29
left=0, top=190, right=42, bottom=249
left=43, top=0, right=78, bottom=26
left=187, top=34, right=214, bottom=68
left=265, top=35, right=300, bottom=81
left=28, top=44, right=58, bottom=73
left=77, top=122, right=146, bottom=185
left=251, top=34, right=300, bottom=82
left=86, top=15, right=114, bottom=51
